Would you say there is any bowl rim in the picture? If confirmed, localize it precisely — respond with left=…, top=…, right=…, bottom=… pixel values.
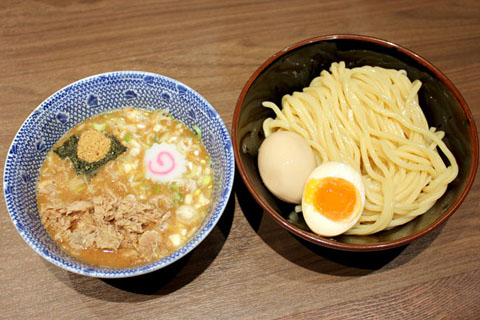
left=4, top=70, right=235, bottom=277
left=232, top=34, right=479, bottom=251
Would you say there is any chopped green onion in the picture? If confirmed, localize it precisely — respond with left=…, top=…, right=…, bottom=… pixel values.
left=193, top=125, right=202, bottom=140
left=154, top=133, right=159, bottom=144
left=201, top=175, right=211, bottom=186
left=93, top=123, right=107, bottom=131
left=160, top=133, right=170, bottom=142
left=155, top=185, right=161, bottom=194
left=169, top=183, right=183, bottom=205
left=74, top=183, right=87, bottom=193
left=288, top=211, right=299, bottom=224
left=171, top=191, right=183, bottom=206
left=287, top=211, right=309, bottom=231
left=124, top=133, right=131, bottom=142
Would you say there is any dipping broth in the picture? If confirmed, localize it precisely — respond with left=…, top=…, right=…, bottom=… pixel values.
left=37, top=107, right=213, bottom=268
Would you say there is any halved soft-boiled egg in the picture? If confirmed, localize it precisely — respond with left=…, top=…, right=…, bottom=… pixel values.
left=302, top=162, right=365, bottom=237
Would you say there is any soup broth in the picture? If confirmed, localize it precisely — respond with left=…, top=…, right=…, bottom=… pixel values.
left=37, top=107, right=213, bottom=268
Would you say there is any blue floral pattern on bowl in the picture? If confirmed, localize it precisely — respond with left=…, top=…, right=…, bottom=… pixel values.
left=3, top=71, right=235, bottom=278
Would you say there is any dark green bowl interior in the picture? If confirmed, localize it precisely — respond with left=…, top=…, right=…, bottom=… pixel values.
left=236, top=37, right=477, bottom=248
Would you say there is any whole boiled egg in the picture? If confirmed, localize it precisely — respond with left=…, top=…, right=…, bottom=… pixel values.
left=258, top=131, right=316, bottom=203
left=302, top=161, right=365, bottom=237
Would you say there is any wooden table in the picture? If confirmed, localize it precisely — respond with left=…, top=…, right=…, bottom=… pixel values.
left=1, top=1, right=479, bottom=319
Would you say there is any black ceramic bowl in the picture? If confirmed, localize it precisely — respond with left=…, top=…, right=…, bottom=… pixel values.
left=232, top=34, right=478, bottom=251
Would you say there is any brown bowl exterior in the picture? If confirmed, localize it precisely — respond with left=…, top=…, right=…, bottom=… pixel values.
left=233, top=34, right=479, bottom=251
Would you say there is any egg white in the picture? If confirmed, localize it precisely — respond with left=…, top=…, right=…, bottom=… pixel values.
left=301, top=161, right=365, bottom=237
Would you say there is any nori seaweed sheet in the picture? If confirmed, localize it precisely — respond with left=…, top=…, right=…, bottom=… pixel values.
left=54, top=133, right=127, bottom=177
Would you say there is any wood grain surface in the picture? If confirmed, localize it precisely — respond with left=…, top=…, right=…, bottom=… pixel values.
left=1, top=1, right=479, bottom=319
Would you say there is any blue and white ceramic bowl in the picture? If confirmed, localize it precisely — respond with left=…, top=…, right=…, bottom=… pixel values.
left=3, top=71, right=235, bottom=278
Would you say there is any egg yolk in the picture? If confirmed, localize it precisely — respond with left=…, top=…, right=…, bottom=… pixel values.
left=304, top=177, right=359, bottom=222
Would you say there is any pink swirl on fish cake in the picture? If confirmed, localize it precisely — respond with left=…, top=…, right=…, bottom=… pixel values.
left=148, top=151, right=175, bottom=175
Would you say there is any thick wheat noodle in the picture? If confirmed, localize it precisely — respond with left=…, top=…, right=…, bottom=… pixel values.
left=262, top=62, right=458, bottom=235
